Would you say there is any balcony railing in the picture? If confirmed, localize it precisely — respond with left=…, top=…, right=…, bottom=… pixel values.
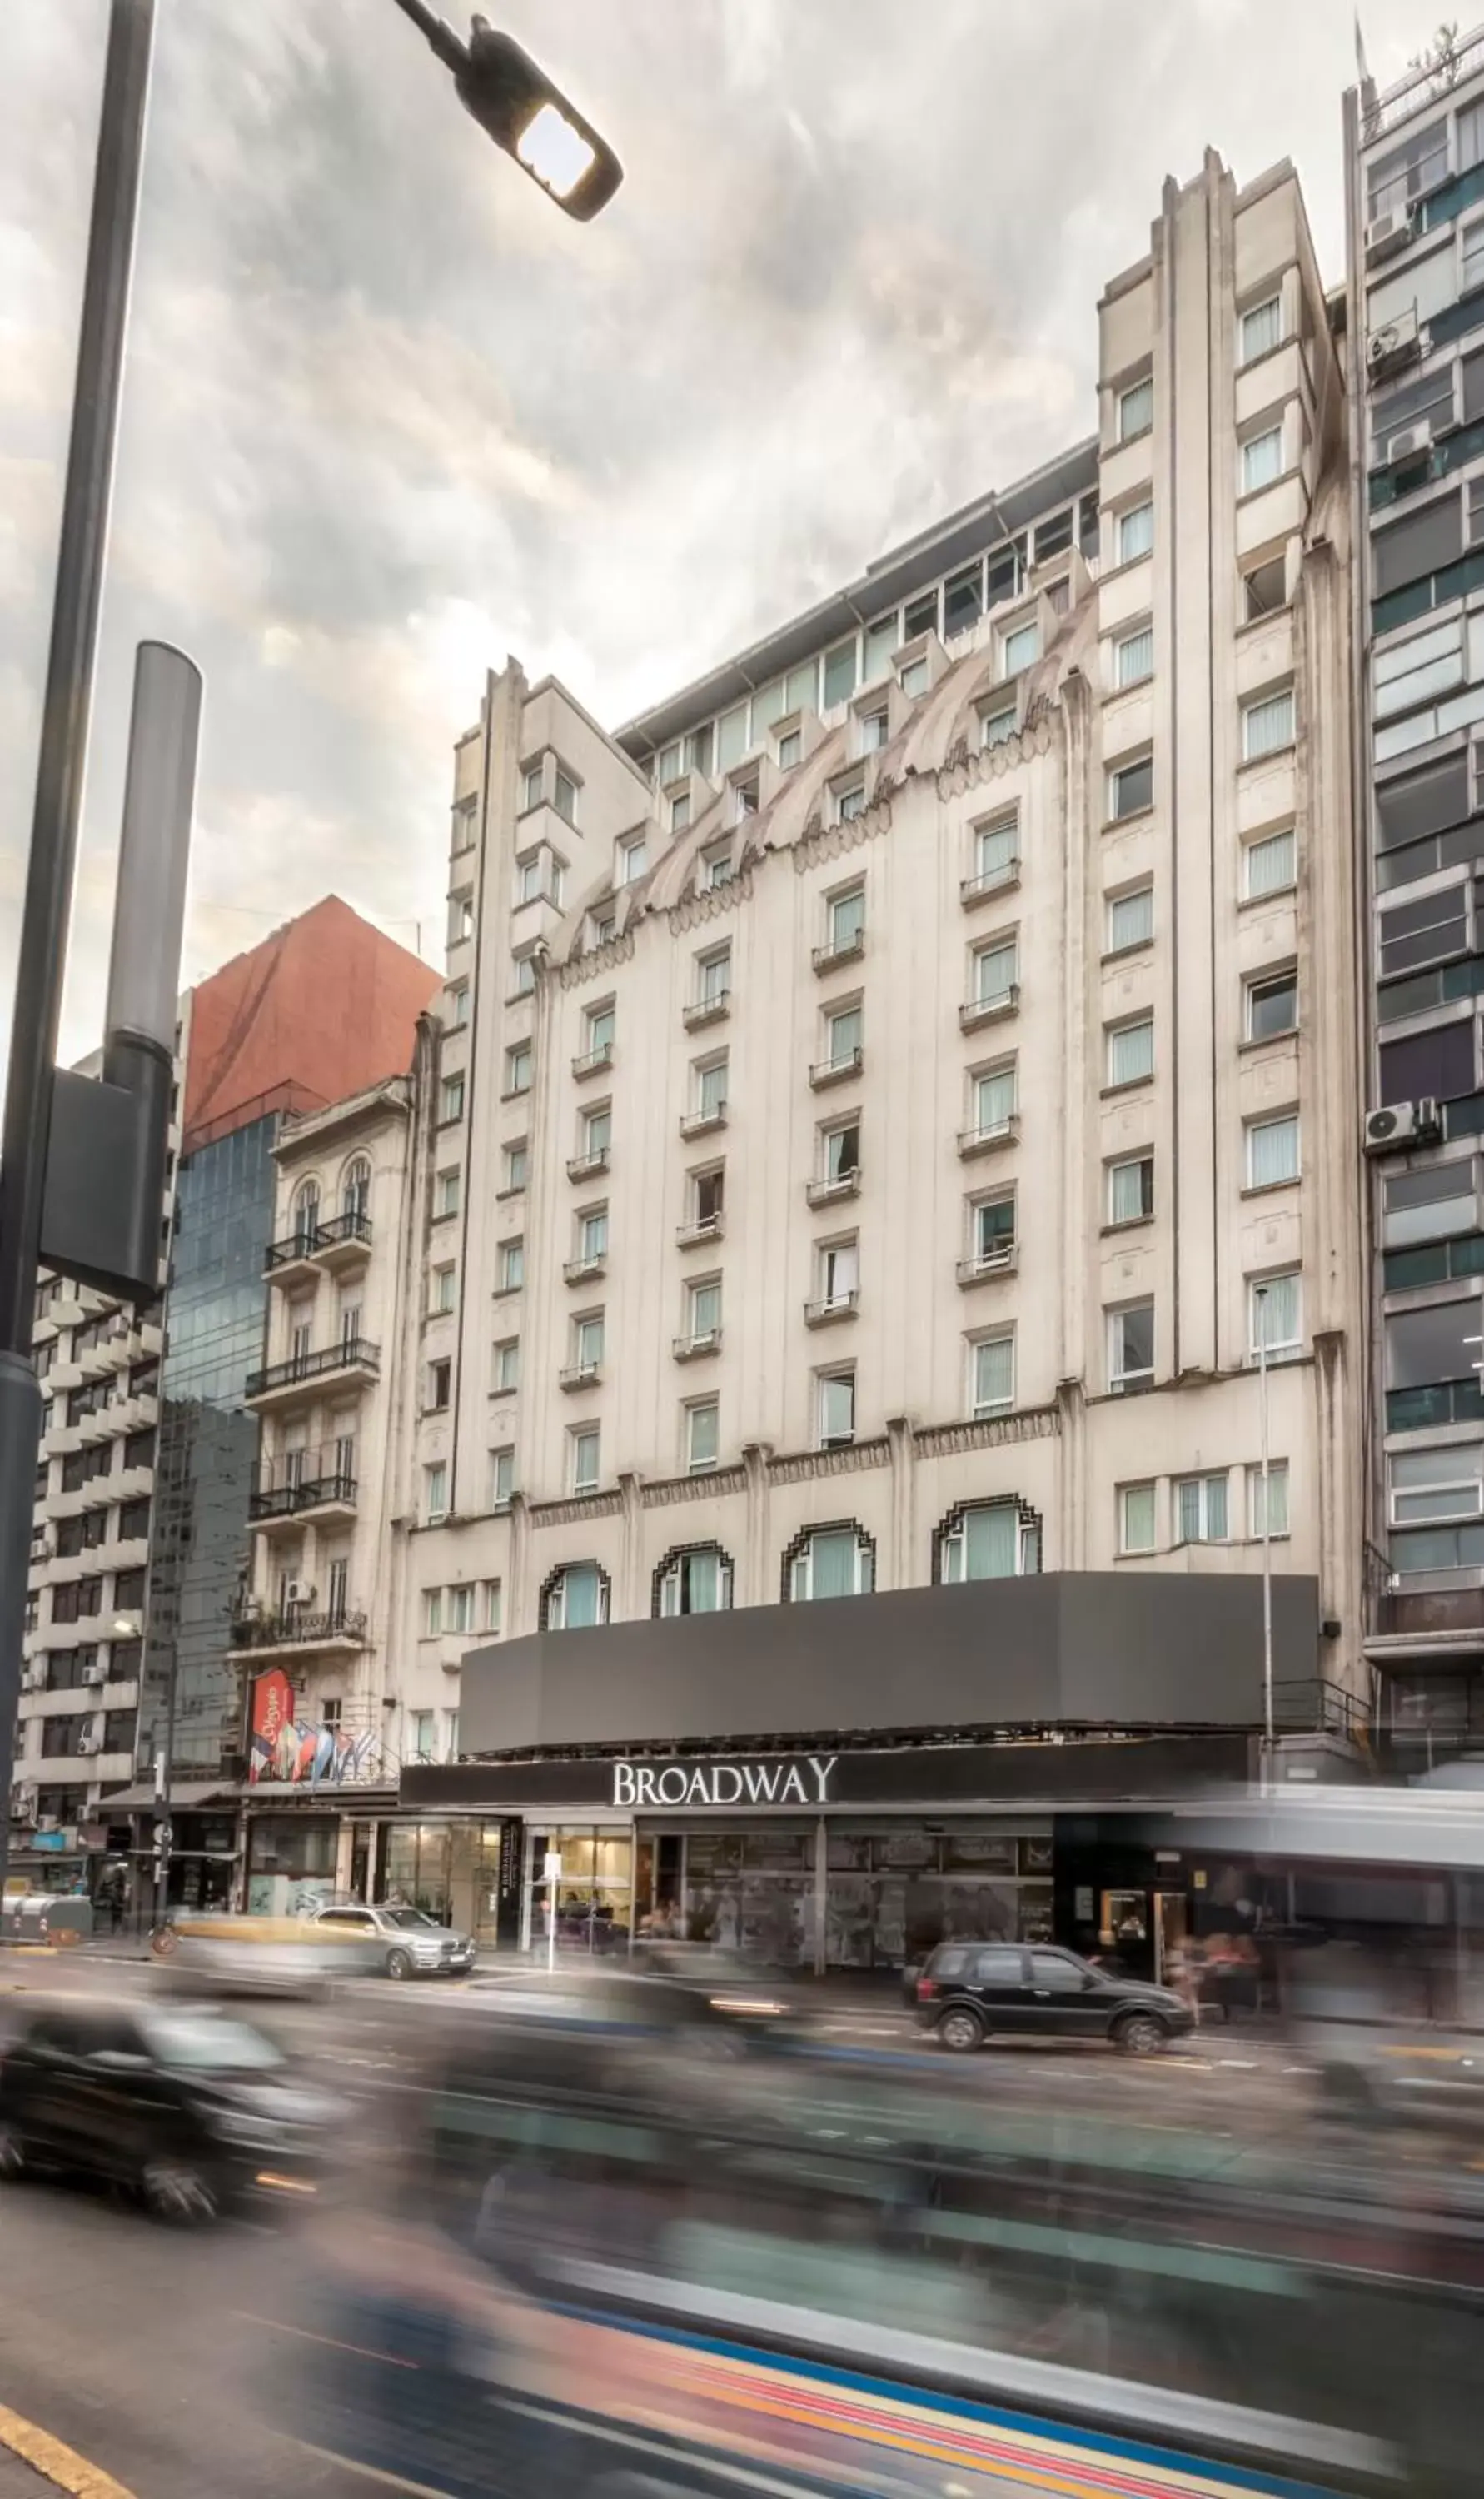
left=1386, top=1377, right=1484, bottom=1432
left=956, top=1244, right=1018, bottom=1286
left=245, top=1337, right=380, bottom=1401
left=680, top=1102, right=728, bottom=1139
left=960, top=861, right=1020, bottom=908
left=572, top=1041, right=615, bottom=1080
left=804, top=1290, right=859, bottom=1327
left=805, top=1168, right=860, bottom=1208
left=673, top=1328, right=721, bottom=1360
left=958, top=1116, right=1018, bottom=1159
left=559, top=1361, right=602, bottom=1391
left=228, top=1608, right=368, bottom=1651
left=264, top=1210, right=372, bottom=1273
left=959, top=985, right=1019, bottom=1034
left=676, top=1213, right=725, bottom=1249
left=565, top=1147, right=611, bottom=1181
left=563, top=1252, right=607, bottom=1284
left=811, top=930, right=865, bottom=975
left=248, top=1450, right=358, bottom=1522
left=682, top=990, right=731, bottom=1031
left=809, top=1048, right=863, bottom=1090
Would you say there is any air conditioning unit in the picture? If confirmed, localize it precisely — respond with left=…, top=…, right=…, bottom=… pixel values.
left=1365, top=1099, right=1442, bottom=1152
left=1365, top=204, right=1415, bottom=265
left=1367, top=320, right=1421, bottom=378
left=21, top=1664, right=45, bottom=1693
left=37, top=1815, right=59, bottom=1834
left=77, top=1731, right=100, bottom=1757
left=284, top=1579, right=314, bottom=1607
left=82, top=1660, right=107, bottom=1686
left=1388, top=418, right=1436, bottom=469
left=15, top=1787, right=38, bottom=1823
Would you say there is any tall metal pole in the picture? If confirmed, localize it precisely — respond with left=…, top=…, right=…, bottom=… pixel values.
left=1257, top=1286, right=1275, bottom=1795
left=0, top=0, right=156, bottom=1896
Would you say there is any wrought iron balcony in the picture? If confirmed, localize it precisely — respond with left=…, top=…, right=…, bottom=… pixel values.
left=245, top=1337, right=380, bottom=1404
left=227, top=1607, right=368, bottom=1653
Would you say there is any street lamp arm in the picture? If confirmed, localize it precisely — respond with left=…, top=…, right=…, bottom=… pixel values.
left=385, top=0, right=468, bottom=77
left=386, top=3, right=622, bottom=219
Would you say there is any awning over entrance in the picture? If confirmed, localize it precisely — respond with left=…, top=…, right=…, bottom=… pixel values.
left=92, top=1782, right=232, bottom=1813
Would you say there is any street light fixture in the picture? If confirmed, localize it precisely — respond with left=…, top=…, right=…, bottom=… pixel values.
left=389, top=5, right=623, bottom=220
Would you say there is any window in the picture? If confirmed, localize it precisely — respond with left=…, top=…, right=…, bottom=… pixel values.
left=574, top=1312, right=605, bottom=1370
left=817, top=1368, right=855, bottom=1449
left=440, top=1074, right=465, bottom=1124
left=504, top=1042, right=531, bottom=1097
left=789, top=1525, right=874, bottom=1600
left=522, top=763, right=544, bottom=811
left=691, top=1166, right=725, bottom=1226
left=1109, top=755, right=1153, bottom=819
left=1118, top=502, right=1153, bottom=565
left=1119, top=1482, right=1157, bottom=1553
left=1106, top=885, right=1153, bottom=954
left=860, top=706, right=889, bottom=752
left=734, top=773, right=759, bottom=821
left=1108, top=1301, right=1154, bottom=1393
left=494, top=1339, right=520, bottom=1392
left=973, top=937, right=1017, bottom=1010
left=1462, top=98, right=1484, bottom=175
left=697, top=945, right=730, bottom=1006
left=823, top=1120, right=859, bottom=1182
left=565, top=1427, right=601, bottom=1496
left=899, top=656, right=929, bottom=700
left=1378, top=883, right=1469, bottom=978
left=512, top=954, right=535, bottom=998
left=424, top=1464, right=448, bottom=1524
left=1390, top=1444, right=1484, bottom=1526
left=500, top=1239, right=525, bottom=1292
left=1242, top=688, right=1294, bottom=761
left=716, top=704, right=747, bottom=769
left=549, top=1559, right=608, bottom=1631
left=581, top=1105, right=612, bottom=1163
left=940, top=1499, right=1038, bottom=1580
left=516, top=854, right=545, bottom=905
left=1106, top=1015, right=1153, bottom=1087
left=578, top=1206, right=609, bottom=1262
left=658, top=742, right=682, bottom=786
left=585, top=1005, right=615, bottom=1060
left=1246, top=968, right=1297, bottom=1041
left=1247, top=1460, right=1290, bottom=1539
left=657, top=1544, right=732, bottom=1615
left=687, top=1278, right=722, bottom=1343
left=1369, top=120, right=1448, bottom=221
left=617, top=833, right=646, bottom=885
left=1001, top=620, right=1039, bottom=678
left=450, top=892, right=474, bottom=945
left=1175, top=1473, right=1228, bottom=1544
left=863, top=614, right=899, bottom=681
left=778, top=730, right=802, bottom=771
left=828, top=885, right=865, bottom=953
left=554, top=768, right=577, bottom=826
left=823, top=635, right=859, bottom=706
left=1374, top=617, right=1464, bottom=721
left=836, top=780, right=866, bottom=823
left=482, top=1579, right=502, bottom=1632
left=1239, top=293, right=1282, bottom=363
left=1243, top=555, right=1287, bottom=622
left=973, top=812, right=1018, bottom=887
left=701, top=845, right=733, bottom=890
left=450, top=982, right=471, bottom=1028
left=409, top=1711, right=435, bottom=1763
left=686, top=1399, right=720, bottom=1474
left=1249, top=1270, right=1302, bottom=1359
left=436, top=1169, right=461, bottom=1219
left=980, top=702, right=1017, bottom=749
left=971, top=1331, right=1015, bottom=1417
left=817, top=1238, right=859, bottom=1309
left=426, top=1358, right=451, bottom=1413
left=1244, top=828, right=1296, bottom=899
left=670, top=790, right=691, bottom=834
left=1240, top=425, right=1283, bottom=495
left=695, top=1055, right=728, bottom=1118
left=422, top=1587, right=443, bottom=1638
left=973, top=1063, right=1016, bottom=1135
left=971, top=1192, right=1016, bottom=1267
left=491, top=1447, right=515, bottom=1509
left=1247, top=1112, right=1299, bottom=1189
left=1383, top=1159, right=1477, bottom=1249
left=1118, top=376, right=1153, bottom=441
left=944, top=561, right=983, bottom=637
left=1114, top=626, right=1153, bottom=689
left=589, top=909, right=616, bottom=947
left=1108, top=1154, right=1154, bottom=1225
left=824, top=1004, right=862, bottom=1070
left=503, top=1142, right=528, bottom=1195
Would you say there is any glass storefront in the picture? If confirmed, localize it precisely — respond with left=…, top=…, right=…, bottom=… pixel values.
left=245, top=1815, right=337, bottom=1917
left=525, top=1825, right=634, bottom=1953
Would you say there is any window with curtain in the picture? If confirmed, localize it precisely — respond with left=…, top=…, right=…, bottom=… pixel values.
left=548, top=1563, right=606, bottom=1629
left=939, top=1500, right=1038, bottom=1582
left=817, top=1369, right=855, bottom=1448
left=824, top=637, right=859, bottom=706
left=974, top=1065, right=1017, bottom=1135
left=829, top=887, right=865, bottom=951
left=685, top=1400, right=719, bottom=1472
left=825, top=1005, right=863, bottom=1068
left=819, top=1240, right=859, bottom=1307
left=657, top=1544, right=733, bottom=1616
left=1107, top=887, right=1153, bottom=953
left=1242, top=688, right=1295, bottom=761
left=974, top=940, right=1017, bottom=1006
left=789, top=1526, right=873, bottom=1600
left=973, top=1332, right=1015, bottom=1415
left=1107, top=1017, right=1153, bottom=1086
left=1239, top=294, right=1282, bottom=362
left=974, top=814, right=1018, bottom=885
left=1118, top=502, right=1153, bottom=564
left=1247, top=1113, right=1299, bottom=1188
left=1249, top=1270, right=1302, bottom=1356
left=1244, top=828, right=1296, bottom=898
left=696, top=1057, right=729, bottom=1116
left=1108, top=1302, right=1154, bottom=1390
left=1247, top=1462, right=1290, bottom=1538
left=1241, top=426, right=1283, bottom=494
left=1118, top=377, right=1153, bottom=440
left=570, top=1429, right=600, bottom=1494
left=1001, top=621, right=1039, bottom=677
left=1108, top=1155, right=1154, bottom=1224
left=1175, top=1473, right=1228, bottom=1543
left=1115, top=626, right=1153, bottom=688
left=1119, top=1484, right=1156, bottom=1552
left=688, top=1279, right=722, bottom=1340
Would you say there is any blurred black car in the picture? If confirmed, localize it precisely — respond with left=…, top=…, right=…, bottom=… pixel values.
left=0, top=1998, right=338, bottom=2222
left=914, top=1942, right=1193, bottom=2053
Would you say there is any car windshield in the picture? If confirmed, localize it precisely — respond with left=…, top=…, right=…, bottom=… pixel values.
left=383, top=1908, right=441, bottom=1930
left=139, top=2014, right=286, bottom=2073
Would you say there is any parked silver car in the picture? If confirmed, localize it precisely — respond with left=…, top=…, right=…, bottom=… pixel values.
left=311, top=1903, right=476, bottom=1980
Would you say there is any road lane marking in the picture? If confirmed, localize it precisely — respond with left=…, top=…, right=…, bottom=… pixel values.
left=0, top=2403, right=137, bottom=2499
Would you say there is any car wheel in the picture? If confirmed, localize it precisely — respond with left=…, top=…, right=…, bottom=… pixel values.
left=386, top=1948, right=415, bottom=1981
left=936, top=2006, right=984, bottom=2054
left=1114, top=2012, right=1168, bottom=2058
left=141, top=2158, right=220, bottom=2226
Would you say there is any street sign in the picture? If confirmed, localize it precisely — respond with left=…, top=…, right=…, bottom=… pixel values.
left=541, top=1851, right=562, bottom=1883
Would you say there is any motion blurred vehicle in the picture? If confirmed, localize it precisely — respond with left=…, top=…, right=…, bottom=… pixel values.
left=310, top=1900, right=476, bottom=1978
left=0, top=1999, right=337, bottom=2222
left=913, top=1939, right=1193, bottom=2053
left=0, top=1890, right=93, bottom=1946
left=152, top=1910, right=382, bottom=1995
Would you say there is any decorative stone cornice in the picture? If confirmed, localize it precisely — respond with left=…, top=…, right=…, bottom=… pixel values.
left=667, top=870, right=754, bottom=935
left=935, top=713, right=1053, bottom=803
left=913, top=1405, right=1060, bottom=1459
left=640, top=1465, right=747, bottom=1509
left=554, top=930, right=635, bottom=991
left=767, top=1438, right=891, bottom=1484
left=528, top=1489, right=624, bottom=1529
left=792, top=796, right=891, bottom=875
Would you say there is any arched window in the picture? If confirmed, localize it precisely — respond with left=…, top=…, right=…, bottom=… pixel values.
left=934, top=1496, right=1042, bottom=1584
left=291, top=1179, right=321, bottom=1247
left=653, top=1543, right=734, bottom=1618
left=540, top=1560, right=610, bottom=1631
left=783, top=1519, right=875, bottom=1603
left=341, top=1157, right=371, bottom=1223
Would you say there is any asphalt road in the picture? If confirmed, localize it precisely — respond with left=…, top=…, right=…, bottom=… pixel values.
left=0, top=1955, right=1344, bottom=2498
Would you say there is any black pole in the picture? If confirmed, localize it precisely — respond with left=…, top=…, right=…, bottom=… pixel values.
left=0, top=0, right=156, bottom=1895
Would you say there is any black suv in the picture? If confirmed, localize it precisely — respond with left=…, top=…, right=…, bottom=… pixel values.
left=0, top=1998, right=338, bottom=2222
left=914, top=1942, right=1193, bottom=2055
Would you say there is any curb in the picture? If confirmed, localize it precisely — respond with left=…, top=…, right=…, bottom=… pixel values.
left=0, top=2405, right=137, bottom=2499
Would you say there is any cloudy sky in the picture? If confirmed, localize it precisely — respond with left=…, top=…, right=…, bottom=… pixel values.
left=0, top=0, right=1447, bottom=1060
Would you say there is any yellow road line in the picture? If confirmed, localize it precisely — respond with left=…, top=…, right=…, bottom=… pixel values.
left=0, top=2403, right=138, bottom=2499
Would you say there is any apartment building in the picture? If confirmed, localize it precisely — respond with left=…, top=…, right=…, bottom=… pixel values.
left=387, top=153, right=1365, bottom=1961
left=1346, top=32, right=1484, bottom=1768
